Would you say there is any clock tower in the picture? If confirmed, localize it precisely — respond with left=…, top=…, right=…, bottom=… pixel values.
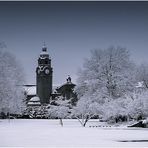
left=36, top=46, right=53, bottom=104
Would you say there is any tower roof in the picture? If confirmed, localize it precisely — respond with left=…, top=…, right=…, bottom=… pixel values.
left=40, top=45, right=49, bottom=58
left=42, top=46, right=47, bottom=52
left=42, top=42, right=47, bottom=52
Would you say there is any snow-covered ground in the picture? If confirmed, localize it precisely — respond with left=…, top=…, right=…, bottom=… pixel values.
left=0, top=119, right=148, bottom=147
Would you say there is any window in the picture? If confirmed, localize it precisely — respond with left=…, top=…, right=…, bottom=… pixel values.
left=45, top=60, right=48, bottom=64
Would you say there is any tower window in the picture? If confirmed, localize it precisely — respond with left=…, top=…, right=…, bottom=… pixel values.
left=45, top=60, right=48, bottom=64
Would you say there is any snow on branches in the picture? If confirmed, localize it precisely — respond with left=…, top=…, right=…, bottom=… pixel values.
left=75, top=46, right=148, bottom=122
left=0, top=44, right=25, bottom=115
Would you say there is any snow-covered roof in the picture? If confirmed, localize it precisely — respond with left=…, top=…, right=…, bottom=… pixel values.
left=52, top=85, right=58, bottom=93
left=30, top=96, right=40, bottom=102
left=27, top=96, right=41, bottom=106
left=39, top=46, right=50, bottom=59
left=39, top=51, right=49, bottom=59
left=57, top=81, right=76, bottom=90
left=40, top=51, right=49, bottom=55
left=27, top=101, right=41, bottom=105
left=135, top=82, right=144, bottom=88
left=24, top=85, right=60, bottom=96
left=24, top=86, right=36, bottom=95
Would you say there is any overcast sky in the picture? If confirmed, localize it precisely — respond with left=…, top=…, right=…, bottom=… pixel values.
left=0, top=1, right=148, bottom=85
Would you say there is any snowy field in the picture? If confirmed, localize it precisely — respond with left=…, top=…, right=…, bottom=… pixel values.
left=0, top=119, right=148, bottom=147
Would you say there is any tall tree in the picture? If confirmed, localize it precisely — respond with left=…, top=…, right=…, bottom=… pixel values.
left=0, top=43, right=25, bottom=115
left=75, top=46, right=136, bottom=120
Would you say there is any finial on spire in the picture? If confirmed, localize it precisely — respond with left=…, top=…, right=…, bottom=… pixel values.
left=42, top=42, right=47, bottom=52
left=43, top=41, right=46, bottom=47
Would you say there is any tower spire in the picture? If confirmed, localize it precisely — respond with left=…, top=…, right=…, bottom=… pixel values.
left=43, top=41, right=46, bottom=47
left=42, top=42, right=47, bottom=52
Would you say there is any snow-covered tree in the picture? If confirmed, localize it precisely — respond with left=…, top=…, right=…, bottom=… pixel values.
left=48, top=96, right=72, bottom=119
left=48, top=105, right=70, bottom=119
left=136, top=63, right=148, bottom=89
left=72, top=95, right=103, bottom=126
left=27, top=105, right=49, bottom=119
left=77, top=46, right=136, bottom=100
left=126, top=91, right=148, bottom=120
left=75, top=46, right=137, bottom=122
left=102, top=96, right=130, bottom=122
left=0, top=44, right=25, bottom=116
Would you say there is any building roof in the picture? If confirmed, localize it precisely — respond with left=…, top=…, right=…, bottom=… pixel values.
left=27, top=96, right=41, bottom=106
left=30, top=96, right=40, bottom=102
left=39, top=47, right=49, bottom=59
left=24, top=85, right=59, bottom=95
left=56, top=81, right=76, bottom=92
left=27, top=101, right=41, bottom=105
left=24, top=86, right=36, bottom=96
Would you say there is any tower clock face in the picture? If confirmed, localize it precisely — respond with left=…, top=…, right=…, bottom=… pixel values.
left=45, top=69, right=50, bottom=74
